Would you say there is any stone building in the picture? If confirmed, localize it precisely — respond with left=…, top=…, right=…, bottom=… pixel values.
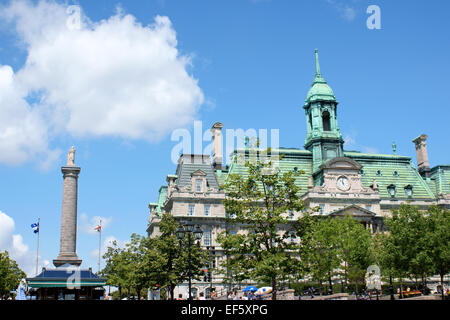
left=147, top=50, right=450, bottom=298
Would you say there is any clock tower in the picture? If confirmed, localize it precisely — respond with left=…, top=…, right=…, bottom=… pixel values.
left=304, top=49, right=344, bottom=173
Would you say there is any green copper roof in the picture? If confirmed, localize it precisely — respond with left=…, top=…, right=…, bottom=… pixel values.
left=430, top=165, right=450, bottom=195
left=305, top=49, right=336, bottom=104
left=222, top=149, right=438, bottom=200
left=344, top=152, right=436, bottom=199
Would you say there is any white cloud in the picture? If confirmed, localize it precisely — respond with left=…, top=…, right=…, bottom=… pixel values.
left=89, top=236, right=128, bottom=271
left=80, top=213, right=113, bottom=235
left=327, top=0, right=358, bottom=22
left=0, top=210, right=48, bottom=277
left=0, top=65, right=52, bottom=166
left=0, top=0, right=204, bottom=166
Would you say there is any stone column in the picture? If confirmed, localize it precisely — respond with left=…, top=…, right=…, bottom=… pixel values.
left=54, top=149, right=82, bottom=267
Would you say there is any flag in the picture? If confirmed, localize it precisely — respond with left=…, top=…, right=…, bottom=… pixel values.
left=94, top=225, right=102, bottom=232
left=31, top=222, right=39, bottom=234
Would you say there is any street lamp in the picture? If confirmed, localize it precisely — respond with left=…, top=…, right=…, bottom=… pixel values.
left=177, top=222, right=203, bottom=300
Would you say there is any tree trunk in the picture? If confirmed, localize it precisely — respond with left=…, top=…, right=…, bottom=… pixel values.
left=399, top=279, right=403, bottom=299
left=319, top=280, right=323, bottom=297
left=271, top=277, right=277, bottom=300
left=170, top=283, right=175, bottom=300
left=137, top=287, right=141, bottom=300
left=440, top=273, right=445, bottom=301
left=328, top=272, right=333, bottom=294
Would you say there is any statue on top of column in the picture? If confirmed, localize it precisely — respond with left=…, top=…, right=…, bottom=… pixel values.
left=67, top=146, right=76, bottom=166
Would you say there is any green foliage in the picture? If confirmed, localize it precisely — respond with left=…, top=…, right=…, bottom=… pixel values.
left=375, top=204, right=450, bottom=299
left=299, top=216, right=374, bottom=294
left=145, top=213, right=209, bottom=299
left=0, top=251, right=26, bottom=298
left=102, top=213, right=208, bottom=300
left=217, top=148, right=306, bottom=300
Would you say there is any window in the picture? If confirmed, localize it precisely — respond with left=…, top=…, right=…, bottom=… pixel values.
left=393, top=171, right=399, bottom=177
left=365, top=205, right=372, bottom=211
left=195, top=179, right=203, bottom=192
left=289, top=232, right=296, bottom=243
left=404, top=185, right=413, bottom=198
left=387, top=184, right=396, bottom=198
left=322, top=111, right=331, bottom=131
left=376, top=170, right=382, bottom=176
left=203, top=230, right=211, bottom=246
left=288, top=211, right=294, bottom=220
left=204, top=205, right=211, bottom=216
left=227, top=212, right=236, bottom=219
left=319, top=204, right=325, bottom=214
left=188, top=204, right=195, bottom=216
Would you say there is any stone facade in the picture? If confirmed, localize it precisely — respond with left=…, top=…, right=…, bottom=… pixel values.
left=147, top=50, right=450, bottom=298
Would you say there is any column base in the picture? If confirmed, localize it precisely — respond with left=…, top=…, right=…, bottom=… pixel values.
left=53, top=253, right=82, bottom=267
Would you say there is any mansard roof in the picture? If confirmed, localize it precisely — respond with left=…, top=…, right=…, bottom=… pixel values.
left=223, top=148, right=441, bottom=200
left=176, top=154, right=219, bottom=189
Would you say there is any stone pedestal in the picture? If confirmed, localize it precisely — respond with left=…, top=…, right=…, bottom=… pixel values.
left=53, top=166, right=82, bottom=267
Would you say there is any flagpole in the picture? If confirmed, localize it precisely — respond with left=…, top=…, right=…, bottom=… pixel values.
left=98, top=219, right=102, bottom=274
left=36, top=217, right=40, bottom=276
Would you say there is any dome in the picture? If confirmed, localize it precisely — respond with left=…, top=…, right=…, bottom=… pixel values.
left=306, top=81, right=336, bottom=103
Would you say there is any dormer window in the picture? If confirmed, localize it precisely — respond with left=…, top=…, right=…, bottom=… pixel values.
left=195, top=179, right=203, bottom=192
left=387, top=184, right=396, bottom=198
left=404, top=185, right=413, bottom=198
left=376, top=170, right=382, bottom=176
left=393, top=171, right=399, bottom=177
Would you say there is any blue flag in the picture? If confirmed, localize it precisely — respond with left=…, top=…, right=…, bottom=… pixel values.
left=31, top=222, right=39, bottom=234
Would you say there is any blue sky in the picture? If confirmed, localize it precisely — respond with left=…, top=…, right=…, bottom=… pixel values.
left=0, top=0, right=449, bottom=276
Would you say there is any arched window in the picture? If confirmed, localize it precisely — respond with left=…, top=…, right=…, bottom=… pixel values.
left=322, top=111, right=331, bottom=131
left=309, top=112, right=313, bottom=130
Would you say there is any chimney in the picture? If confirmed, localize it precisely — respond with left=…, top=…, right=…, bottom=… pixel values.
left=412, top=134, right=431, bottom=178
left=211, top=122, right=223, bottom=170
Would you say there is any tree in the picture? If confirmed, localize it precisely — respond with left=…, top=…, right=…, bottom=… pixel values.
left=145, top=213, right=208, bottom=300
left=378, top=204, right=430, bottom=298
left=299, top=216, right=374, bottom=296
left=124, top=233, right=153, bottom=300
left=427, top=205, right=450, bottom=300
left=102, top=241, right=129, bottom=299
left=0, top=251, right=26, bottom=299
left=300, top=217, right=340, bottom=296
left=217, top=148, right=306, bottom=300
left=334, top=216, right=374, bottom=294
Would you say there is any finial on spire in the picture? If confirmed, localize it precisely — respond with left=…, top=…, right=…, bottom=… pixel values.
left=315, top=49, right=321, bottom=75
left=392, top=141, right=397, bottom=155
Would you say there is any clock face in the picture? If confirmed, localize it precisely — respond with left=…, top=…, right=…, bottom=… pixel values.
left=337, top=176, right=350, bottom=191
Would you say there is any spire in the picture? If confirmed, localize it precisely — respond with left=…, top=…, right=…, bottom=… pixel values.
left=313, top=49, right=326, bottom=84
left=315, top=48, right=321, bottom=75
